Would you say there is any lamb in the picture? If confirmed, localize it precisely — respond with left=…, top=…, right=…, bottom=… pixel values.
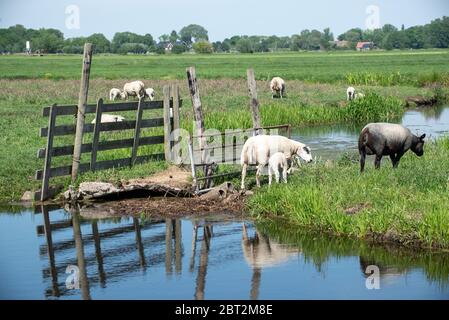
left=358, top=122, right=426, bottom=172
left=122, top=80, right=145, bottom=100
left=240, top=135, right=312, bottom=189
left=354, top=92, right=365, bottom=100
left=91, top=114, right=125, bottom=124
left=109, top=88, right=124, bottom=101
left=270, top=77, right=286, bottom=99
left=347, top=86, right=356, bottom=101
left=268, top=152, right=288, bottom=185
left=145, top=88, right=155, bottom=101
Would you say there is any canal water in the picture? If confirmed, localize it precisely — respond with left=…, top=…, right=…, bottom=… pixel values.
left=0, top=206, right=448, bottom=300
left=1, top=106, right=448, bottom=300
left=293, top=105, right=449, bottom=160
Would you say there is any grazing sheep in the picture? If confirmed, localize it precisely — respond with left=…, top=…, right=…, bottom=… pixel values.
left=354, top=92, right=365, bottom=100
left=109, top=88, right=123, bottom=101
left=240, top=135, right=312, bottom=189
left=268, top=152, right=288, bottom=185
left=347, top=86, right=356, bottom=101
left=358, top=122, right=426, bottom=172
left=123, top=80, right=145, bottom=100
left=145, top=88, right=155, bottom=101
left=270, top=77, right=286, bottom=99
left=91, top=114, right=125, bottom=124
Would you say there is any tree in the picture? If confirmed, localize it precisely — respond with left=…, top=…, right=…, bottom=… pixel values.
left=86, top=33, right=110, bottom=53
left=192, top=41, right=213, bottom=54
left=169, top=30, right=179, bottom=43
left=172, top=43, right=187, bottom=54
left=236, top=38, right=253, bottom=53
left=179, top=24, right=208, bottom=45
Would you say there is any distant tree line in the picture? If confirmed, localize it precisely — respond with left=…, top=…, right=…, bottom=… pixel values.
left=0, top=17, right=448, bottom=55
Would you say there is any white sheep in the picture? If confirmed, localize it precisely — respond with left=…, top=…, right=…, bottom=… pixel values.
left=354, top=92, right=365, bottom=100
left=270, top=77, right=286, bottom=99
left=145, top=88, right=155, bottom=101
left=91, top=114, right=125, bottom=124
left=123, top=80, right=145, bottom=100
left=240, top=135, right=312, bottom=189
left=109, top=88, right=123, bottom=101
left=347, top=86, right=356, bottom=101
left=268, top=152, right=288, bottom=185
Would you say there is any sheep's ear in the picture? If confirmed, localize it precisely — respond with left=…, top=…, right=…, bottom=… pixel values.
left=420, top=134, right=426, bottom=140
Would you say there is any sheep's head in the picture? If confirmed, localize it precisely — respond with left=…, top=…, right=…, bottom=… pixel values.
left=296, top=145, right=313, bottom=163
left=146, top=88, right=155, bottom=101
left=120, top=91, right=127, bottom=100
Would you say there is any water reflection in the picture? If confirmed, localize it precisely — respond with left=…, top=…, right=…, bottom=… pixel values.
left=8, top=205, right=449, bottom=299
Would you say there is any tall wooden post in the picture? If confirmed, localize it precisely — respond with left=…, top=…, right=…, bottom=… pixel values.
left=41, top=104, right=57, bottom=201
left=246, top=69, right=262, bottom=135
left=186, top=67, right=207, bottom=164
left=71, top=43, right=93, bottom=182
left=163, top=85, right=172, bottom=161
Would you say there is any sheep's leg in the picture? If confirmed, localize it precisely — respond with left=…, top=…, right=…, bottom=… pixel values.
left=374, top=154, right=382, bottom=169
left=268, top=167, right=273, bottom=186
left=256, top=164, right=263, bottom=187
left=282, top=166, right=288, bottom=183
left=392, top=151, right=404, bottom=168
left=359, top=147, right=366, bottom=173
left=274, top=168, right=280, bottom=184
left=241, top=164, right=247, bottom=190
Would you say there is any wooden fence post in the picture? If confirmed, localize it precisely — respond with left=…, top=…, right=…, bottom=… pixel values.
left=171, top=84, right=181, bottom=160
left=187, top=66, right=215, bottom=188
left=40, top=104, right=57, bottom=201
left=91, top=98, right=103, bottom=171
left=131, top=97, right=144, bottom=165
left=71, top=43, right=93, bottom=182
left=186, top=67, right=207, bottom=164
left=163, top=85, right=172, bottom=161
left=246, top=69, right=262, bottom=135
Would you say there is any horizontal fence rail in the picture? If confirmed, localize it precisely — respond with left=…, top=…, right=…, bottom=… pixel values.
left=35, top=84, right=182, bottom=201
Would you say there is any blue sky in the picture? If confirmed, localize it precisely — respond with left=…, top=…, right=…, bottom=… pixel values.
left=0, top=0, right=448, bottom=41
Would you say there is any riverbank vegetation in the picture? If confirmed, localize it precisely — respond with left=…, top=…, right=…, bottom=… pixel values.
left=0, top=51, right=448, bottom=203
left=247, top=137, right=449, bottom=249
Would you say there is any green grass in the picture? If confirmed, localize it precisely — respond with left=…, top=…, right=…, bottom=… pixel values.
left=0, top=50, right=448, bottom=203
left=1, top=50, right=449, bottom=86
left=247, top=137, right=449, bottom=249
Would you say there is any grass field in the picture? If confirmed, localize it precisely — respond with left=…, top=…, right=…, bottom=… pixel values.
left=1, top=50, right=449, bottom=85
left=0, top=50, right=448, bottom=203
left=247, top=137, right=449, bottom=249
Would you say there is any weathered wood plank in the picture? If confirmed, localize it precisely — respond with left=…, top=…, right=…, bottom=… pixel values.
left=247, top=69, right=262, bottom=136
left=40, top=118, right=165, bottom=137
left=91, top=98, right=103, bottom=171
left=163, top=85, right=172, bottom=161
left=41, top=100, right=180, bottom=117
left=37, top=135, right=164, bottom=158
left=172, top=84, right=180, bottom=160
left=72, top=43, right=93, bottom=181
left=41, top=104, right=57, bottom=201
left=35, top=153, right=165, bottom=180
left=131, top=98, right=144, bottom=166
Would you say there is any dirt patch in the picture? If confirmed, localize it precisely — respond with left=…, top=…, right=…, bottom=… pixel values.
left=344, top=202, right=372, bottom=215
left=73, top=194, right=247, bottom=219
left=125, top=166, right=192, bottom=190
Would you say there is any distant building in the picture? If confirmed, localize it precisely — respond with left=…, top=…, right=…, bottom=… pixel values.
left=159, top=41, right=188, bottom=52
left=333, top=40, right=350, bottom=48
left=356, top=42, right=374, bottom=51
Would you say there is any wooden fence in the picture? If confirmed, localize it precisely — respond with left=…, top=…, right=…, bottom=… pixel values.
left=35, top=84, right=182, bottom=201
